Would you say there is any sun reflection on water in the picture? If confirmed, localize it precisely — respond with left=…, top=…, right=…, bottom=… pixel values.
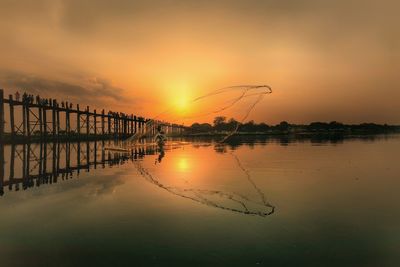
left=177, top=158, right=189, bottom=172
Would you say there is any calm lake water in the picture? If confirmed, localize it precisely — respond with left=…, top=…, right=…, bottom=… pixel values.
left=0, top=135, right=399, bottom=267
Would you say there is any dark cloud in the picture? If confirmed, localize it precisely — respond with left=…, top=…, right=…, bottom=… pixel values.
left=0, top=71, right=131, bottom=106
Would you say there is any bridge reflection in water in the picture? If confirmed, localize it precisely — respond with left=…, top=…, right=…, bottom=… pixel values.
left=0, top=140, right=275, bottom=217
left=0, top=141, right=162, bottom=196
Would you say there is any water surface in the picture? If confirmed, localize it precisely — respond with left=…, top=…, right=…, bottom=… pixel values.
left=0, top=135, right=399, bottom=266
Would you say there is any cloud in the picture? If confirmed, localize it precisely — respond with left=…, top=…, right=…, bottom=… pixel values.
left=0, top=71, right=132, bottom=107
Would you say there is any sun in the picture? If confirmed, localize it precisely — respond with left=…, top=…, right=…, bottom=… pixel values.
left=175, top=96, right=189, bottom=114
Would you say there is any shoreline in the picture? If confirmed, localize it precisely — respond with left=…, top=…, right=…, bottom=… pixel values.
left=1, top=130, right=399, bottom=144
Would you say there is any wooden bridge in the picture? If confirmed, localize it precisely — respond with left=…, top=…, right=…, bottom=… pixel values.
left=0, top=89, right=185, bottom=143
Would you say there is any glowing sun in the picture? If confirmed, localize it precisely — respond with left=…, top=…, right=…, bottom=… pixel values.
left=175, top=96, right=190, bottom=113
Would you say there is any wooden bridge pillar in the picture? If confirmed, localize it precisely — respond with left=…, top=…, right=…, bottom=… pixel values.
left=130, top=115, right=134, bottom=135
left=52, top=142, right=57, bottom=181
left=123, top=117, right=127, bottom=137
left=43, top=142, right=48, bottom=181
left=56, top=103, right=60, bottom=136
left=77, top=142, right=81, bottom=174
left=66, top=102, right=70, bottom=136
left=77, top=104, right=81, bottom=136
left=22, top=102, right=27, bottom=137
left=38, top=104, right=43, bottom=138
left=94, top=141, right=97, bottom=169
left=107, top=114, right=111, bottom=135
left=94, top=109, right=97, bottom=135
left=86, top=106, right=90, bottom=137
left=43, top=106, right=47, bottom=137
left=52, top=100, right=56, bottom=138
left=101, top=110, right=105, bottom=135
left=26, top=102, right=31, bottom=138
left=134, top=116, right=137, bottom=133
left=66, top=142, right=70, bottom=171
left=86, top=142, right=90, bottom=171
left=8, top=95, right=15, bottom=137
left=9, top=144, right=15, bottom=190
left=114, top=115, right=118, bottom=138
left=124, top=117, right=127, bottom=136
left=25, top=143, right=30, bottom=186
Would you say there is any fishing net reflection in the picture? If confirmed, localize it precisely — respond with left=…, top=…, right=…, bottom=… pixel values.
left=134, top=144, right=275, bottom=217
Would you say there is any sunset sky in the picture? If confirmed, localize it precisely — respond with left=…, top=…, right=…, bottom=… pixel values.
left=0, top=0, right=399, bottom=124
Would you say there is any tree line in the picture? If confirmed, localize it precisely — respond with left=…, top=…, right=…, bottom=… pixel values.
left=187, top=116, right=400, bottom=134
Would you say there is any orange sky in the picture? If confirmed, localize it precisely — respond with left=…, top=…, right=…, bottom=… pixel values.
left=0, top=0, right=399, bottom=124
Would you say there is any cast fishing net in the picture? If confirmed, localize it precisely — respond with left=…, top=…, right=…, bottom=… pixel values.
left=112, top=85, right=275, bottom=216
left=125, top=85, right=272, bottom=144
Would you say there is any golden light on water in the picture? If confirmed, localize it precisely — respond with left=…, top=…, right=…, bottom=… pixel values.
left=177, top=158, right=189, bottom=172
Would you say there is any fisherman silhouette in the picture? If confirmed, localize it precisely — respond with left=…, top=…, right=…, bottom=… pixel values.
left=154, top=125, right=166, bottom=164
left=154, top=125, right=166, bottom=146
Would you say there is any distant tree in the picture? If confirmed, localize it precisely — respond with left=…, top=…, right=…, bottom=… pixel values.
left=328, top=121, right=345, bottom=130
left=257, top=122, right=270, bottom=132
left=190, top=123, right=201, bottom=129
left=190, top=123, right=213, bottom=133
left=226, top=118, right=239, bottom=130
left=308, top=122, right=329, bottom=131
left=213, top=116, right=226, bottom=127
left=277, top=121, right=290, bottom=131
left=213, top=116, right=227, bottom=131
left=241, top=120, right=256, bottom=132
left=199, top=123, right=213, bottom=132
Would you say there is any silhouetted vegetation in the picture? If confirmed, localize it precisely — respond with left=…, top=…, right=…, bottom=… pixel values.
left=186, top=117, right=400, bottom=136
